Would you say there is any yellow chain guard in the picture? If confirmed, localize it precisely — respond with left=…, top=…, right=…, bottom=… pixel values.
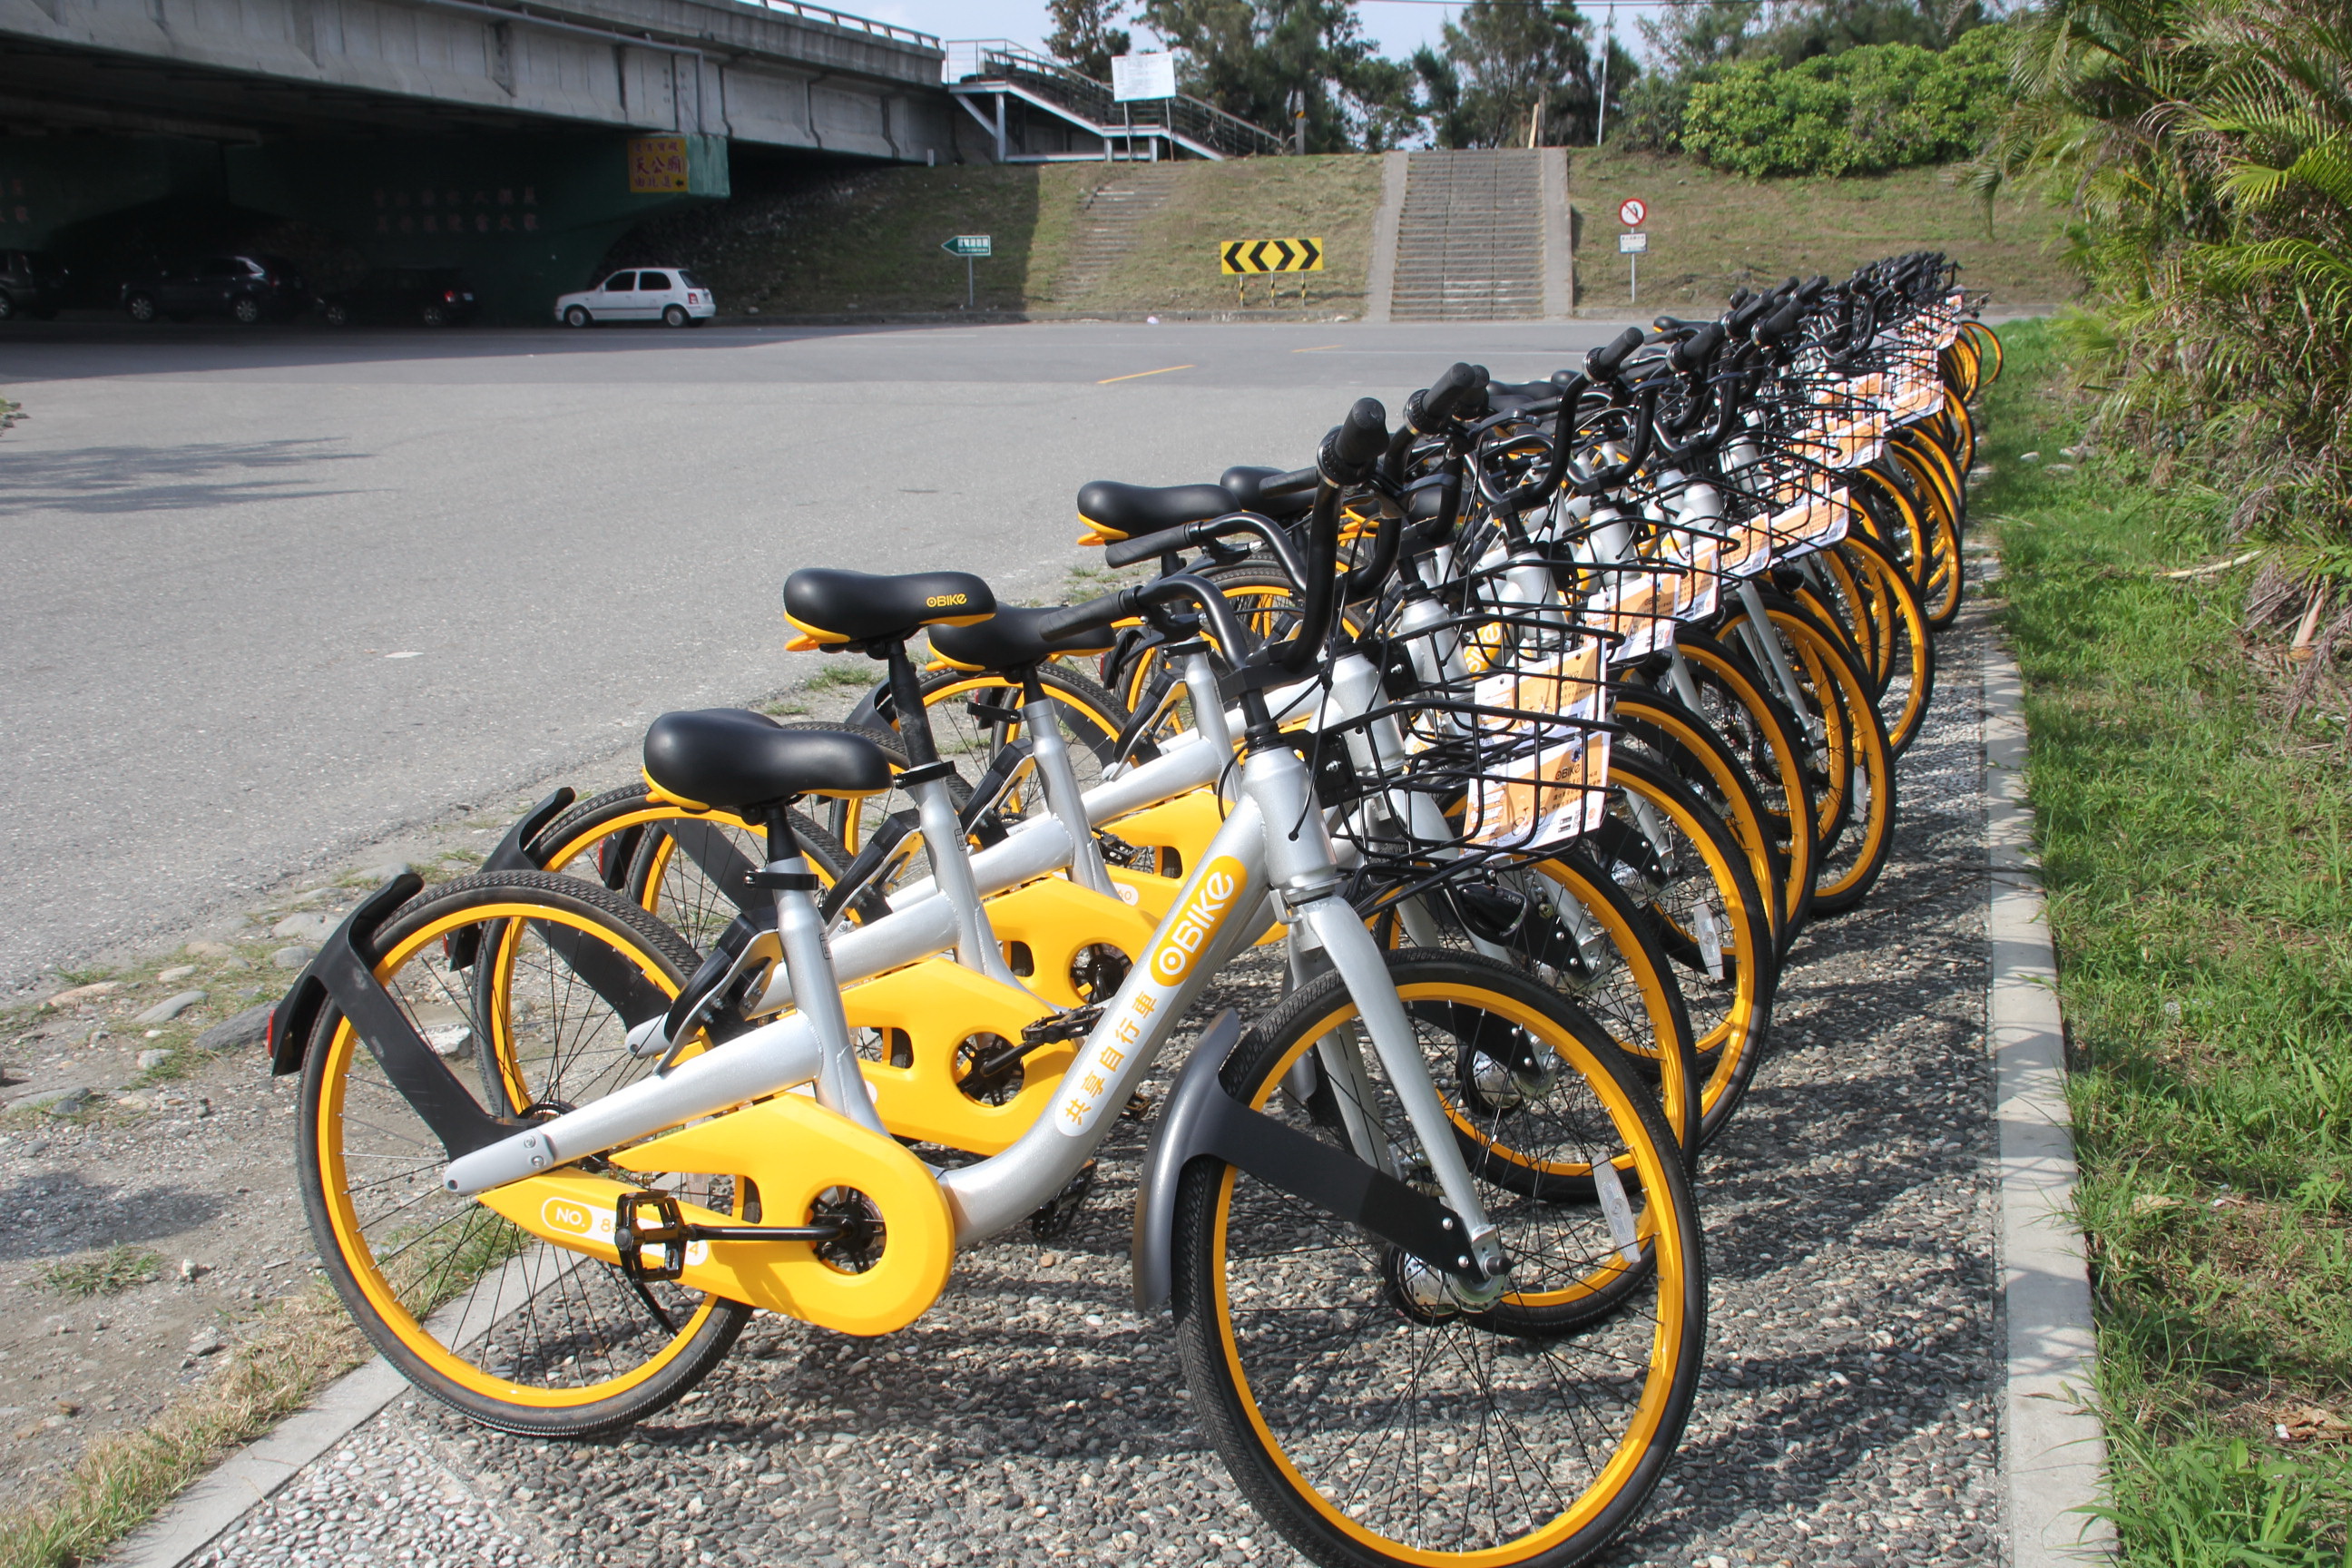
left=977, top=875, right=1160, bottom=1007
left=842, top=955, right=1059, bottom=1153
left=474, top=1092, right=954, bottom=1338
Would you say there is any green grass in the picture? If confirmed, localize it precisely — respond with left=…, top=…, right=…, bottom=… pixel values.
left=1567, top=149, right=2074, bottom=311
left=805, top=661, right=881, bottom=691
left=618, top=149, right=2074, bottom=319
left=1984, top=320, right=2352, bottom=1561
left=0, top=1286, right=366, bottom=1568
left=37, top=1246, right=162, bottom=1299
left=1054, top=154, right=1384, bottom=315
left=628, top=163, right=1078, bottom=317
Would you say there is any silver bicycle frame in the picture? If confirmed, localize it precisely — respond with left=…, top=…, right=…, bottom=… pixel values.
left=445, top=735, right=1507, bottom=1274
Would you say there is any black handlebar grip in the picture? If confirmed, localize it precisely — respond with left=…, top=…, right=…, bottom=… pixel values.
left=1584, top=327, right=1645, bottom=380
left=1753, top=302, right=1803, bottom=346
left=1798, top=275, right=1830, bottom=303
left=1318, top=396, right=1389, bottom=485
left=1102, top=526, right=1190, bottom=570
left=1671, top=322, right=1724, bottom=372
left=1410, top=361, right=1488, bottom=433
left=1038, top=589, right=1134, bottom=642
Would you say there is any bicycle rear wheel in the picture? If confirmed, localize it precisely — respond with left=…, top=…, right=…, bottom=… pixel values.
left=299, top=872, right=749, bottom=1437
left=1171, top=951, right=1704, bottom=1567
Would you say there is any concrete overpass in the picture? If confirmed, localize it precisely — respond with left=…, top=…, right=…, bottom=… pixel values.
left=0, top=0, right=971, bottom=317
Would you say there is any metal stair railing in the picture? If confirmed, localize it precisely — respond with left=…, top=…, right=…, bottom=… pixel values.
left=735, top=0, right=938, bottom=49
left=944, top=40, right=1285, bottom=160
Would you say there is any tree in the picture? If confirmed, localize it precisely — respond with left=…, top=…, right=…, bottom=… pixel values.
left=1045, top=0, right=1133, bottom=83
left=1412, top=1, right=1634, bottom=149
left=1620, top=0, right=1993, bottom=151
left=1138, top=0, right=1413, bottom=152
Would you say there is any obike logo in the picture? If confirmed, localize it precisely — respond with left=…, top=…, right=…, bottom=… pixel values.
left=1148, top=858, right=1245, bottom=985
left=925, top=593, right=969, bottom=609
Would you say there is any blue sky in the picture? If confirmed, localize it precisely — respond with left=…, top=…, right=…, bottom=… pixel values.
left=848, top=2, right=1672, bottom=66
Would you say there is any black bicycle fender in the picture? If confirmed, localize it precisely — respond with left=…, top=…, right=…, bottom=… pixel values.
left=276, top=870, right=514, bottom=1156
left=493, top=788, right=578, bottom=874
left=1130, top=1011, right=1474, bottom=1314
left=268, top=872, right=421, bottom=1077
left=442, top=789, right=579, bottom=974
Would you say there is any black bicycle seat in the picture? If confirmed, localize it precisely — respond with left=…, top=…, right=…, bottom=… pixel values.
left=1075, top=481, right=1235, bottom=542
left=785, top=568, right=994, bottom=649
left=643, top=710, right=893, bottom=810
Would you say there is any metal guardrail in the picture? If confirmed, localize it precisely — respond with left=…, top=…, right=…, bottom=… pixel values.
left=944, top=38, right=1285, bottom=159
left=734, top=0, right=939, bottom=50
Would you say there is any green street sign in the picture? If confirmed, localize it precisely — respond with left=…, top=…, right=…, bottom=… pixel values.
left=942, top=234, right=993, bottom=258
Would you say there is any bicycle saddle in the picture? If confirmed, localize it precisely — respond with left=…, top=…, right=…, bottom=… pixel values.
left=1075, top=480, right=1235, bottom=543
left=784, top=568, right=994, bottom=650
left=1483, top=379, right=1560, bottom=410
left=1219, top=465, right=1315, bottom=516
left=643, top=710, right=892, bottom=810
left=929, top=603, right=1116, bottom=671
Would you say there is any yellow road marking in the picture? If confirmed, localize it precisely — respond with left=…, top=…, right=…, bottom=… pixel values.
left=1291, top=344, right=1341, bottom=353
left=1096, top=364, right=1197, bottom=385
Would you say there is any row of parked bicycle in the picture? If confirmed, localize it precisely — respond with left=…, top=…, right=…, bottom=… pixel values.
left=269, top=260, right=1995, bottom=1568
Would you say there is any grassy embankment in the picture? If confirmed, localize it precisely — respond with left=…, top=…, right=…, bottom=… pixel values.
left=1567, top=149, right=2073, bottom=311
left=619, top=149, right=2067, bottom=318
left=1983, top=320, right=2352, bottom=1561
left=623, top=155, right=1381, bottom=318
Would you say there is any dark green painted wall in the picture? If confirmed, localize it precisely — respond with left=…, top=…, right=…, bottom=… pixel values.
left=0, top=131, right=729, bottom=323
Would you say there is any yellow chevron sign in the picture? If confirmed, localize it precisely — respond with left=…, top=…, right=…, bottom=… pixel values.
left=1219, top=238, right=1325, bottom=275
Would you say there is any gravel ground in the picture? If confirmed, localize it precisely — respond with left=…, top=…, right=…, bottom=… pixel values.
left=186, top=607, right=1999, bottom=1568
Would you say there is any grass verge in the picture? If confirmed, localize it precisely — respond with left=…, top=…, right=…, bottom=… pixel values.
left=37, top=1246, right=162, bottom=1300
left=1983, top=319, right=2352, bottom=1562
left=1566, top=150, right=2073, bottom=312
left=0, top=1286, right=366, bottom=1568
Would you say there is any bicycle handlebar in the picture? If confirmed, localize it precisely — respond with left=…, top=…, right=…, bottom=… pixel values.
left=1405, top=362, right=1490, bottom=436
left=1101, top=512, right=1307, bottom=583
left=1585, top=328, right=1645, bottom=383
left=1319, top=397, right=1389, bottom=486
left=1036, top=572, right=1252, bottom=661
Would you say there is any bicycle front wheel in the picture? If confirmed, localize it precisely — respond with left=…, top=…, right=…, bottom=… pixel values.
left=1171, top=951, right=1705, bottom=1568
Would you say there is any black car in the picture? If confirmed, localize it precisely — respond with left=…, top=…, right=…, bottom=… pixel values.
left=121, top=255, right=308, bottom=325
left=0, top=250, right=67, bottom=319
left=318, top=268, right=479, bottom=328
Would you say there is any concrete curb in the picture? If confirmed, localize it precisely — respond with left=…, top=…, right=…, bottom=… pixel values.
left=1983, top=637, right=2117, bottom=1566
left=110, top=1355, right=407, bottom=1567
left=1363, top=149, right=1407, bottom=326
left=1540, top=147, right=1573, bottom=321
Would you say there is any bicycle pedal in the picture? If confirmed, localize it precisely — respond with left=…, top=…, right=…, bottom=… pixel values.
left=1021, top=1004, right=1102, bottom=1049
left=1120, top=1092, right=1154, bottom=1122
left=613, top=1191, right=689, bottom=1284
left=1028, top=1160, right=1097, bottom=1243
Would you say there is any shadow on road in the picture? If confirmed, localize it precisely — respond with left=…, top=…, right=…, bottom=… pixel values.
left=0, top=438, right=370, bottom=515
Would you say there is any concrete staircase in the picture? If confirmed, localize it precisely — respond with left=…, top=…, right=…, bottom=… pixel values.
left=1051, top=165, right=1185, bottom=305
left=1387, top=150, right=1546, bottom=322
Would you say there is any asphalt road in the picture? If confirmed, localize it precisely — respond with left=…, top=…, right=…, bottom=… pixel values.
left=0, top=318, right=1632, bottom=988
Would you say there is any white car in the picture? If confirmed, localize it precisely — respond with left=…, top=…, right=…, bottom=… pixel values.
left=554, top=267, right=715, bottom=328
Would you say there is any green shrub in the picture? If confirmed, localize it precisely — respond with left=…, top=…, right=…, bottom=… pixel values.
left=1681, top=24, right=2013, bottom=177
